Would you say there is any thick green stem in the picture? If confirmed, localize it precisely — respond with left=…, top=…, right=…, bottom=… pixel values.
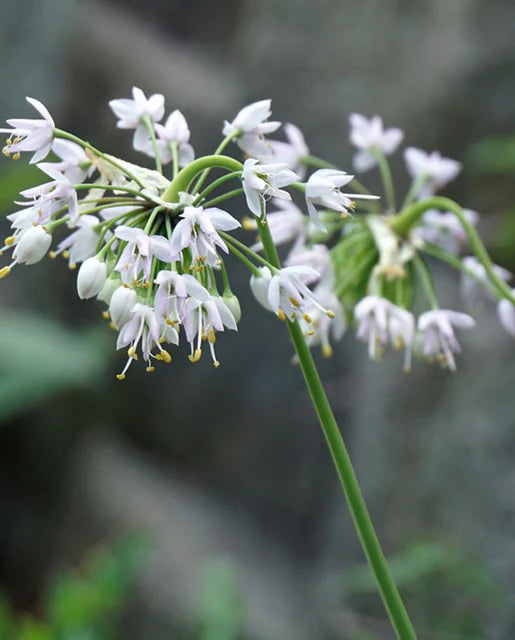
left=256, top=219, right=417, bottom=640
left=162, top=155, right=242, bottom=203
left=391, top=196, right=515, bottom=305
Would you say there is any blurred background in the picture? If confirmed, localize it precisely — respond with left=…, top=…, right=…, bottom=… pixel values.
left=1, top=1, right=515, bottom=638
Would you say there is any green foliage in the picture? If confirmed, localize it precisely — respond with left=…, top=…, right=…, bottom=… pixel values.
left=193, top=559, right=244, bottom=640
left=0, top=537, right=148, bottom=640
left=0, top=313, right=109, bottom=422
left=466, top=135, right=515, bottom=175
left=331, top=224, right=378, bottom=312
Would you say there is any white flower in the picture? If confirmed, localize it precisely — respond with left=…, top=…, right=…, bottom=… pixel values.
left=404, top=148, right=461, bottom=199
left=461, top=256, right=511, bottom=305
left=497, top=293, right=515, bottom=339
left=267, top=123, right=310, bottom=177
left=222, top=99, right=281, bottom=156
left=301, top=284, right=345, bottom=357
left=13, top=225, right=52, bottom=265
left=114, top=226, right=176, bottom=285
left=26, top=163, right=79, bottom=223
left=109, top=87, right=165, bottom=151
left=54, top=215, right=100, bottom=265
left=250, top=265, right=333, bottom=322
left=0, top=97, right=54, bottom=164
left=354, top=296, right=414, bottom=368
left=305, top=169, right=379, bottom=229
left=249, top=199, right=306, bottom=251
left=417, top=309, right=475, bottom=371
left=116, top=303, right=173, bottom=378
left=349, top=114, right=403, bottom=172
left=285, top=244, right=331, bottom=284
left=242, top=158, right=299, bottom=217
left=170, top=205, right=240, bottom=266
left=153, top=270, right=210, bottom=319
left=109, top=285, right=138, bottom=328
left=180, top=294, right=238, bottom=366
left=413, top=208, right=478, bottom=254
left=144, top=110, right=195, bottom=167
left=50, top=139, right=94, bottom=184
left=76, top=256, right=107, bottom=299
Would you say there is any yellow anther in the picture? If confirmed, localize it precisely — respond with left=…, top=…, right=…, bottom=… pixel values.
left=2, top=147, right=10, bottom=157
left=165, top=318, right=177, bottom=326
left=116, top=373, right=126, bottom=381
left=160, top=349, right=172, bottom=363
left=303, top=313, right=312, bottom=324
left=289, top=296, right=300, bottom=308
left=213, top=360, right=220, bottom=368
left=48, top=251, right=57, bottom=259
left=102, top=310, right=110, bottom=319
left=326, top=310, right=335, bottom=319
left=322, top=343, right=333, bottom=358
left=306, top=330, right=315, bottom=336
left=4, top=236, right=15, bottom=246
left=144, top=280, right=151, bottom=289
left=241, top=216, right=257, bottom=231
left=340, top=211, right=350, bottom=219
left=109, top=322, right=116, bottom=330
left=5, top=138, right=12, bottom=146
left=0, top=266, right=11, bottom=279
left=188, top=347, right=202, bottom=363
left=207, top=328, right=216, bottom=344
left=69, top=263, right=77, bottom=270
left=127, top=347, right=138, bottom=360
left=12, top=152, right=20, bottom=161
left=146, top=366, right=155, bottom=373
left=13, top=137, right=21, bottom=144
left=62, top=250, right=70, bottom=259
left=277, top=309, right=286, bottom=321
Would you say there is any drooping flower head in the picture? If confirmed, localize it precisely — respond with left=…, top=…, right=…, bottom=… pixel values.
left=404, top=147, right=461, bottom=199
left=417, top=309, right=475, bottom=371
left=223, top=99, right=281, bottom=156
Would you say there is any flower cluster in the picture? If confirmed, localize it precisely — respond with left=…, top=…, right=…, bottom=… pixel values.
left=1, top=91, right=513, bottom=377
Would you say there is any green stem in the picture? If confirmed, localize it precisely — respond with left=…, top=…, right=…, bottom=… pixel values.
left=373, top=149, right=396, bottom=212
left=401, top=175, right=428, bottom=209
left=422, top=243, right=501, bottom=300
left=193, top=171, right=242, bottom=205
left=202, top=188, right=244, bottom=208
left=413, top=255, right=439, bottom=310
left=170, top=142, right=179, bottom=178
left=256, top=218, right=417, bottom=640
left=54, top=129, right=145, bottom=188
left=391, top=196, right=515, bottom=305
left=193, top=134, right=237, bottom=193
left=142, top=115, right=162, bottom=174
left=218, top=231, right=276, bottom=270
left=162, top=155, right=243, bottom=203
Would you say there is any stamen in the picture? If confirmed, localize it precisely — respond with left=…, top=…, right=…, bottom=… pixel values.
left=289, top=296, right=300, bottom=308
left=303, top=313, right=312, bottom=323
left=127, top=346, right=138, bottom=360
left=0, top=266, right=11, bottom=279
left=4, top=236, right=15, bottom=247
left=116, top=374, right=126, bottom=381
left=146, top=366, right=155, bottom=372
left=277, top=309, right=286, bottom=321
left=102, top=311, right=110, bottom=319
left=322, top=343, right=333, bottom=358
left=207, top=328, right=216, bottom=344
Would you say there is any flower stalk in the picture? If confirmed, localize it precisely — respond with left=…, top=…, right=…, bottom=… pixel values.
left=256, top=212, right=418, bottom=640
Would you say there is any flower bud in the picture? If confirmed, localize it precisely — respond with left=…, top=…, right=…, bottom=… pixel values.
left=99, top=272, right=122, bottom=304
left=223, top=292, right=242, bottom=323
left=77, top=256, right=107, bottom=299
left=109, top=285, right=137, bottom=328
left=14, top=226, right=52, bottom=265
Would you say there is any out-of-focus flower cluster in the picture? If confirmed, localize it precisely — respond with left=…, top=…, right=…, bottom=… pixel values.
left=1, top=92, right=513, bottom=376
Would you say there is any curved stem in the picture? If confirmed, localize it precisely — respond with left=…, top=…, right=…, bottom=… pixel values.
left=202, top=188, right=244, bottom=208
left=192, top=134, right=237, bottom=193
left=193, top=171, right=242, bottom=205
left=54, top=129, right=145, bottom=188
left=413, top=255, right=439, bottom=310
left=422, top=243, right=500, bottom=299
left=391, top=196, right=515, bottom=305
left=162, top=155, right=243, bottom=203
left=256, top=218, right=417, bottom=640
